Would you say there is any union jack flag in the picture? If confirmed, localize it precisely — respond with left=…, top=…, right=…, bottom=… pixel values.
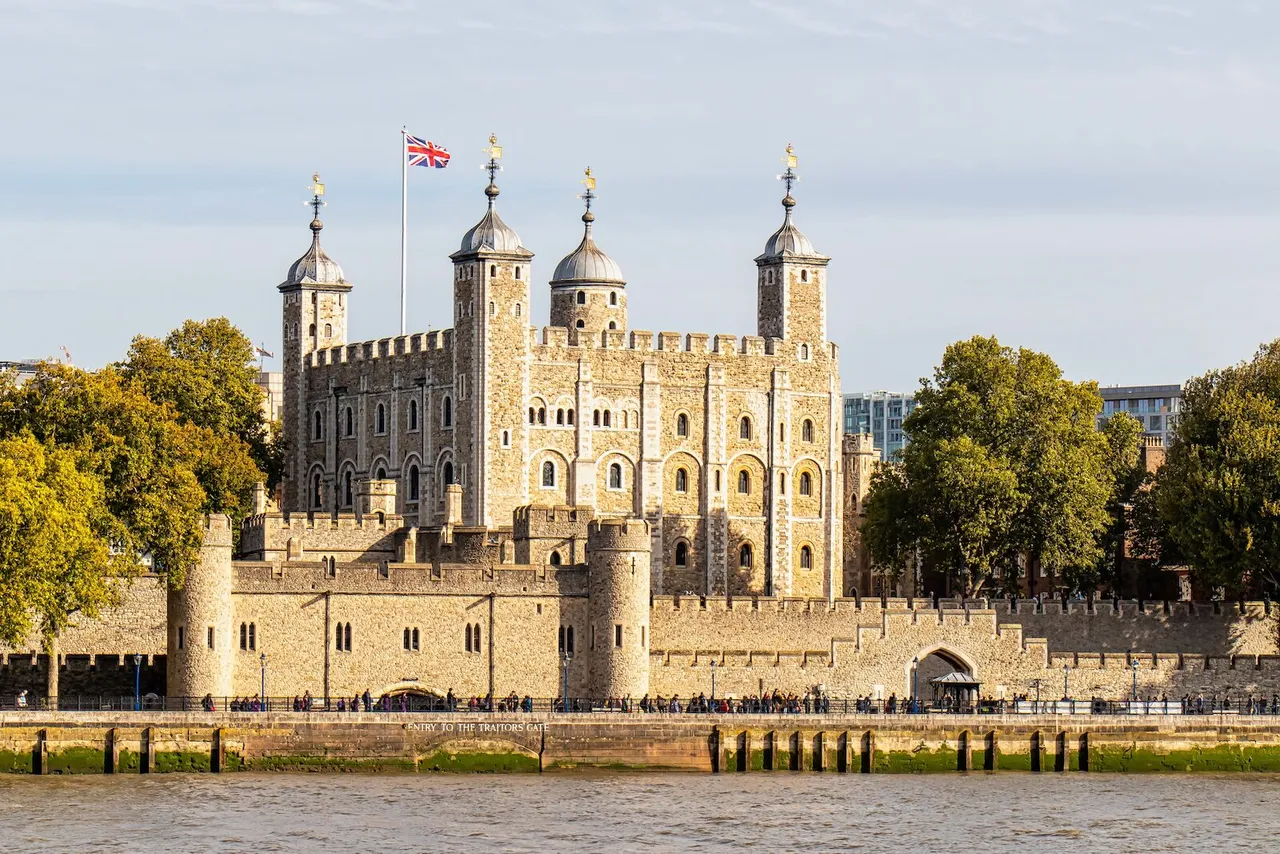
left=406, top=134, right=450, bottom=168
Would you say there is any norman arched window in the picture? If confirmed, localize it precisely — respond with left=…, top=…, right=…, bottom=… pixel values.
left=529, top=407, right=536, bottom=424
left=344, top=407, right=353, bottom=437
left=676, top=413, right=688, bottom=437
left=610, top=291, right=617, bottom=305
left=443, top=461, right=454, bottom=485
left=674, top=541, right=688, bottom=567
left=800, top=545, right=812, bottom=570
left=603, top=410, right=611, bottom=428
left=344, top=623, right=352, bottom=651
left=442, top=396, right=452, bottom=428
left=489, top=301, right=495, bottom=317
left=675, top=468, right=688, bottom=493
left=739, top=417, right=751, bottom=440
left=800, top=471, right=813, bottom=496
left=324, top=323, right=332, bottom=338
left=473, top=623, right=482, bottom=650
left=538, top=407, right=546, bottom=425
left=557, top=408, right=565, bottom=425
left=515, top=302, right=522, bottom=317
left=608, top=321, right=617, bottom=330
left=609, top=463, right=623, bottom=490
left=576, top=319, right=585, bottom=329
left=515, top=266, right=522, bottom=280
left=567, top=409, right=574, bottom=425
left=376, top=403, right=386, bottom=434
left=313, top=410, right=323, bottom=440
left=408, top=465, right=420, bottom=501
left=408, top=399, right=419, bottom=431
left=550, top=551, right=562, bottom=566
left=465, top=624, right=473, bottom=652
left=542, top=460, right=556, bottom=487
left=802, top=419, right=814, bottom=442
left=311, top=473, right=322, bottom=508
left=737, top=470, right=750, bottom=494
left=739, top=543, right=753, bottom=568
left=577, top=290, right=586, bottom=305
left=800, top=344, right=810, bottom=360
left=335, top=623, right=344, bottom=651
left=490, top=264, right=497, bottom=277
left=593, top=410, right=601, bottom=426
left=801, top=269, right=808, bottom=282
left=343, top=470, right=354, bottom=506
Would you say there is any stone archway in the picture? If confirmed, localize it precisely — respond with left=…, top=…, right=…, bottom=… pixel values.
left=905, top=643, right=978, bottom=699
left=374, top=681, right=447, bottom=712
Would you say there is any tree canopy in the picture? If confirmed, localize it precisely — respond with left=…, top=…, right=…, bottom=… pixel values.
left=1155, top=339, right=1280, bottom=596
left=861, top=336, right=1131, bottom=596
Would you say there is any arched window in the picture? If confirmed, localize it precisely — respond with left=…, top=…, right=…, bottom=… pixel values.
left=529, top=407, right=536, bottom=424
left=443, top=461, right=454, bottom=485
left=779, top=472, right=786, bottom=494
left=311, top=473, right=322, bottom=508
left=376, top=403, right=386, bottom=434
left=248, top=623, right=255, bottom=650
left=240, top=622, right=247, bottom=650
left=324, top=323, right=332, bottom=337
left=779, top=422, right=785, bottom=441
left=675, top=468, right=688, bottom=493
left=404, top=627, right=411, bottom=650
left=557, top=408, right=565, bottom=425
left=802, top=419, right=814, bottom=442
left=800, top=471, right=812, bottom=496
left=550, top=551, right=562, bottom=566
left=715, top=470, right=722, bottom=491
left=603, top=410, right=611, bottom=427
left=343, top=470, right=354, bottom=506
left=609, top=463, right=623, bottom=490
left=473, top=623, right=482, bottom=650
left=408, top=399, right=418, bottom=431
left=800, top=344, right=809, bottom=360
left=739, top=417, right=751, bottom=440
left=739, top=543, right=753, bottom=568
left=577, top=290, right=586, bottom=305
left=489, top=301, right=495, bottom=316
left=610, top=291, right=617, bottom=305
left=608, top=321, right=617, bottom=330
left=345, top=407, right=353, bottom=437
left=538, top=407, right=546, bottom=425
left=622, top=411, right=628, bottom=429
left=408, top=465, right=420, bottom=501
left=313, top=410, right=323, bottom=440
left=515, top=302, right=522, bottom=317
left=737, top=470, right=750, bottom=494
left=344, top=623, right=352, bottom=651
left=490, top=264, right=497, bottom=277
left=335, top=623, right=344, bottom=651
left=542, top=460, right=556, bottom=487
left=593, top=410, right=600, bottom=426
left=567, top=409, right=574, bottom=425
left=800, top=545, right=812, bottom=570
left=412, top=628, right=419, bottom=650
left=801, top=269, right=808, bottom=282
left=376, top=466, right=386, bottom=480
left=309, top=323, right=316, bottom=337
left=675, top=541, right=688, bottom=567
left=442, top=396, right=452, bottom=428
left=676, top=413, right=688, bottom=437
left=515, top=266, right=522, bottom=280
left=465, top=624, right=472, bottom=652
left=566, top=626, right=575, bottom=654
left=575, top=319, right=585, bottom=329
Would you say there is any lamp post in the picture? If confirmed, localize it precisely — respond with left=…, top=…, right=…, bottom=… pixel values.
left=1031, top=678, right=1042, bottom=710
left=1063, top=663, right=1070, bottom=701
left=912, top=656, right=920, bottom=713
left=259, top=652, right=267, bottom=711
left=1131, top=658, right=1139, bottom=703
left=133, top=653, right=142, bottom=711
left=709, top=659, right=717, bottom=701
left=560, top=651, right=570, bottom=714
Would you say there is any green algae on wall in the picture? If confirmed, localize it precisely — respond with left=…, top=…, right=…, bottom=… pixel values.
left=0, top=750, right=33, bottom=774
left=46, top=747, right=105, bottom=775
left=995, top=750, right=1034, bottom=772
left=155, top=750, right=211, bottom=773
left=1089, top=743, right=1280, bottom=773
left=418, top=750, right=539, bottom=773
left=116, top=748, right=139, bottom=773
left=874, top=745, right=959, bottom=774
left=244, top=755, right=419, bottom=773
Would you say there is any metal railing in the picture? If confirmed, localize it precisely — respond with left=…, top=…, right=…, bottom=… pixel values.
left=0, top=695, right=1276, bottom=716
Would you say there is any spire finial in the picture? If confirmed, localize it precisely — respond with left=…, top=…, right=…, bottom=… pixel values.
left=778, top=143, right=798, bottom=220
left=482, top=133, right=503, bottom=208
left=578, top=166, right=597, bottom=230
left=306, top=172, right=326, bottom=233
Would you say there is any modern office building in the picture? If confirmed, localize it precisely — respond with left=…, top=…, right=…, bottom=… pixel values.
left=0, top=360, right=40, bottom=386
left=1097, top=384, right=1182, bottom=446
left=842, top=391, right=916, bottom=461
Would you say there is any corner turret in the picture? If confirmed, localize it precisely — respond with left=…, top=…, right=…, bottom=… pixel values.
left=755, top=144, right=830, bottom=344
left=166, top=514, right=234, bottom=700
left=587, top=518, right=651, bottom=699
left=550, top=168, right=627, bottom=340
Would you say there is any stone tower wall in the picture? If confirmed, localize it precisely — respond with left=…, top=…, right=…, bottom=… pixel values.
left=550, top=285, right=628, bottom=339
left=166, top=514, right=234, bottom=699
left=842, top=432, right=878, bottom=598
left=587, top=518, right=652, bottom=698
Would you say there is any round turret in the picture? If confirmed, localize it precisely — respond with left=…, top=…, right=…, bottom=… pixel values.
left=550, top=169, right=627, bottom=337
left=586, top=518, right=651, bottom=699
left=167, top=515, right=235, bottom=700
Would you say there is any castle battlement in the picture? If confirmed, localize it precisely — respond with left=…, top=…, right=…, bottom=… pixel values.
left=527, top=326, right=828, bottom=362
left=230, top=559, right=588, bottom=596
left=587, top=517, right=650, bottom=551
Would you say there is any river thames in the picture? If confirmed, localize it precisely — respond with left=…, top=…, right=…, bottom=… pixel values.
left=0, top=772, right=1275, bottom=852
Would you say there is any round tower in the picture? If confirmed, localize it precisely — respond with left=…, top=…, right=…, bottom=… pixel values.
left=167, top=514, right=235, bottom=701
left=586, top=518, right=651, bottom=699
left=550, top=168, right=627, bottom=340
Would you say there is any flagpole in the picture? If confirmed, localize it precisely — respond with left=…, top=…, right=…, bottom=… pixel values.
left=400, top=127, right=408, bottom=336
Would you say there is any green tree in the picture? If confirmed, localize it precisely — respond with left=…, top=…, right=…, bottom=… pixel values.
left=862, top=336, right=1115, bottom=596
left=120, top=317, right=279, bottom=488
left=0, top=433, right=131, bottom=647
left=1155, top=340, right=1280, bottom=596
left=1081, top=411, right=1146, bottom=593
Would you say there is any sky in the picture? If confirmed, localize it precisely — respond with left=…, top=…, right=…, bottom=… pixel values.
left=2, top=0, right=1278, bottom=392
